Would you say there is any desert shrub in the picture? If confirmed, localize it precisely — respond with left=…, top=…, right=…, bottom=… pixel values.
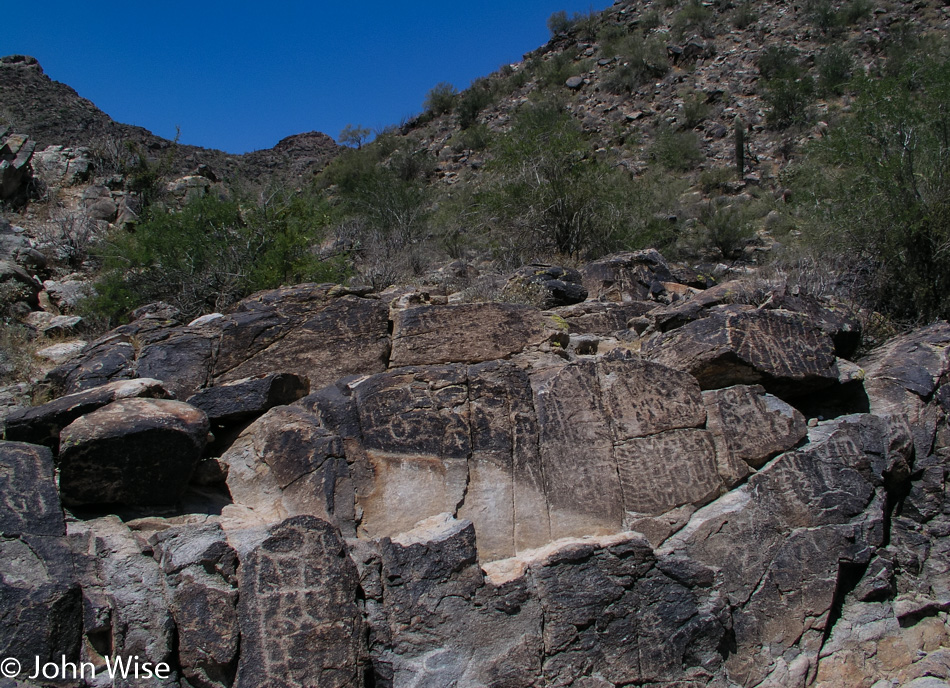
left=756, top=46, right=803, bottom=81
left=457, top=79, right=495, bottom=129
left=450, top=124, right=493, bottom=152
left=481, top=101, right=681, bottom=261
left=681, top=91, right=711, bottom=128
left=764, top=76, right=816, bottom=129
left=547, top=10, right=573, bottom=36
left=423, top=82, right=458, bottom=115
left=697, top=201, right=758, bottom=258
left=673, top=0, right=714, bottom=39
left=786, top=54, right=950, bottom=322
left=338, top=124, right=371, bottom=149
left=816, top=44, right=854, bottom=95
left=86, top=191, right=347, bottom=323
left=651, top=126, right=705, bottom=171
left=0, top=323, right=39, bottom=384
left=641, top=10, right=662, bottom=32
left=601, top=35, right=669, bottom=93
left=731, top=3, right=757, bottom=29
left=699, top=166, right=735, bottom=193
left=536, top=53, right=591, bottom=89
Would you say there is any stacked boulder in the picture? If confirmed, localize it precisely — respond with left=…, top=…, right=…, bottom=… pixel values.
left=0, top=250, right=948, bottom=687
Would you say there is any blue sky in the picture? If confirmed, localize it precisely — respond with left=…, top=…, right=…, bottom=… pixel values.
left=5, top=1, right=612, bottom=154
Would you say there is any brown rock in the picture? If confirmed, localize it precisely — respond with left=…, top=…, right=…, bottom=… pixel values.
left=389, top=302, right=555, bottom=367
left=2, top=378, right=172, bottom=449
left=642, top=308, right=840, bottom=397
left=234, top=516, right=369, bottom=688
left=58, top=398, right=209, bottom=506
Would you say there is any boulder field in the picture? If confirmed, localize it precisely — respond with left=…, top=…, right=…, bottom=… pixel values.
left=2, top=251, right=949, bottom=687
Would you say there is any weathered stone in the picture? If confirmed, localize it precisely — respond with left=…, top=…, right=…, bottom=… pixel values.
left=220, top=404, right=350, bottom=529
left=703, top=384, right=807, bottom=481
left=663, top=414, right=896, bottom=685
left=58, top=398, right=209, bottom=506
left=549, top=300, right=656, bottom=334
left=150, top=524, right=239, bottom=688
left=389, top=302, right=555, bottom=367
left=186, top=372, right=309, bottom=423
left=642, top=308, right=840, bottom=397
left=80, top=185, right=117, bottom=222
left=508, top=264, right=588, bottom=308
left=581, top=249, right=674, bottom=303
left=214, top=287, right=390, bottom=391
left=234, top=516, right=369, bottom=688
left=0, top=534, right=83, bottom=682
left=67, top=516, right=177, bottom=687
left=31, top=145, right=92, bottom=186
left=374, top=514, right=544, bottom=687
left=2, top=378, right=172, bottom=448
left=0, top=441, right=64, bottom=536
left=134, top=328, right=218, bottom=401
left=34, top=340, right=86, bottom=364
left=861, top=322, right=950, bottom=458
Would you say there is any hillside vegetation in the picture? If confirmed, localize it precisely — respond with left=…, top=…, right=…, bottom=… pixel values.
left=4, top=0, right=950, bottom=330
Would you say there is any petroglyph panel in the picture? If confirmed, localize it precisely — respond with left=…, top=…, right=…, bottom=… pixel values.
left=235, top=516, right=367, bottom=688
left=616, top=429, right=722, bottom=517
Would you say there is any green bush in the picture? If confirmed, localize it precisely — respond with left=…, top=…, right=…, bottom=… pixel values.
left=86, top=192, right=347, bottom=323
left=697, top=201, right=758, bottom=258
left=673, top=0, right=714, bottom=39
left=479, top=101, right=685, bottom=261
left=651, top=125, right=705, bottom=171
left=601, top=35, right=669, bottom=93
left=731, top=3, right=757, bottom=29
left=786, top=53, right=950, bottom=321
left=457, top=79, right=495, bottom=129
left=816, top=44, right=853, bottom=95
left=764, top=76, right=816, bottom=128
left=535, top=53, right=591, bottom=89
left=547, top=10, right=572, bottom=36
left=681, top=91, right=710, bottom=128
left=756, top=46, right=803, bottom=81
left=450, top=124, right=493, bottom=153
left=423, top=82, right=458, bottom=115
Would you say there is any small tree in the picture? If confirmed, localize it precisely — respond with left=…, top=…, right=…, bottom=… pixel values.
left=423, top=82, right=458, bottom=116
left=547, top=10, right=572, bottom=36
left=338, top=124, right=370, bottom=149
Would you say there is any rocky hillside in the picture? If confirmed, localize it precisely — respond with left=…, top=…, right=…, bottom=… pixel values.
left=0, top=54, right=339, bottom=189
left=1, top=251, right=949, bottom=687
left=1, top=5, right=950, bottom=687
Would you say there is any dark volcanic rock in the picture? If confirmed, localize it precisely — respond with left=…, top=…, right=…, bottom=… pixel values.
left=186, top=372, right=310, bottom=423
left=234, top=516, right=369, bottom=688
left=150, top=523, right=239, bottom=688
left=508, top=264, right=588, bottom=308
left=0, top=441, right=64, bottom=536
left=58, top=398, right=209, bottom=506
left=642, top=307, right=840, bottom=397
left=581, top=249, right=675, bottom=302
left=1, top=378, right=172, bottom=449
left=389, top=302, right=555, bottom=367
left=0, top=441, right=81, bottom=683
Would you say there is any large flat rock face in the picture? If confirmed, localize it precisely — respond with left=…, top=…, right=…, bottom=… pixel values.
left=222, top=353, right=811, bottom=563
left=389, top=302, right=555, bottom=367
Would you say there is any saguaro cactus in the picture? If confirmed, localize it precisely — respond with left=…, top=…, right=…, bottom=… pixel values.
left=734, top=115, right=745, bottom=178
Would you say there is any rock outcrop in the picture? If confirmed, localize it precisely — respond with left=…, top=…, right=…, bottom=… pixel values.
left=1, top=253, right=949, bottom=687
